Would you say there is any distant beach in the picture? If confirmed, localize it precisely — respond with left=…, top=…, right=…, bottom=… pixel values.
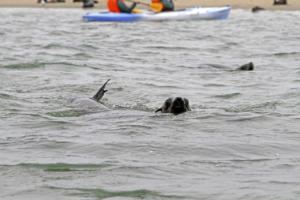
left=1, top=0, right=300, bottom=10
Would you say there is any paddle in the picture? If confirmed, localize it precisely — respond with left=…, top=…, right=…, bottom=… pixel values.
left=126, top=0, right=163, bottom=12
left=148, top=2, right=164, bottom=12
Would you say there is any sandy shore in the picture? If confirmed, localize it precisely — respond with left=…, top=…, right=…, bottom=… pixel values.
left=1, top=0, right=300, bottom=10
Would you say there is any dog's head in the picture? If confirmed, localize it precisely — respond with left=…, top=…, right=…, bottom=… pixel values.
left=156, top=97, right=191, bottom=115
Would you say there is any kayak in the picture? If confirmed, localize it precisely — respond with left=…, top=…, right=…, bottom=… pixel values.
left=83, top=6, right=231, bottom=22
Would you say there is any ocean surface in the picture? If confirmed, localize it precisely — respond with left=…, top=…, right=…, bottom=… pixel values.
left=1, top=7, right=300, bottom=200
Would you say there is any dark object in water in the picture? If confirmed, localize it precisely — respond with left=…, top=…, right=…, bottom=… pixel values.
left=76, top=79, right=191, bottom=115
left=237, top=62, right=254, bottom=71
left=92, top=79, right=110, bottom=102
left=205, top=62, right=255, bottom=71
left=155, top=97, right=191, bottom=115
left=273, top=0, right=287, bottom=5
left=252, top=6, right=265, bottom=12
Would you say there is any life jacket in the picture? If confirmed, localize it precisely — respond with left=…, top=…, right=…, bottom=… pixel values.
left=151, top=0, right=171, bottom=11
left=107, top=0, right=121, bottom=12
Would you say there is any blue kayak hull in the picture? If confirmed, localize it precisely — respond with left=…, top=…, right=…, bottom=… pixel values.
left=83, top=6, right=231, bottom=22
left=83, top=12, right=143, bottom=22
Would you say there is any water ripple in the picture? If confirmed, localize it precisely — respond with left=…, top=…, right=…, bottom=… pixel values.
left=1, top=8, right=300, bottom=200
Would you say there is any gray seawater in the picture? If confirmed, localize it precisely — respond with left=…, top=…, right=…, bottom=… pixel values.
left=1, top=7, right=300, bottom=200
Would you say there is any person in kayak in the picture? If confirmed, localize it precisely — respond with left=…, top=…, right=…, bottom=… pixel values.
left=107, top=0, right=140, bottom=13
left=152, top=0, right=174, bottom=11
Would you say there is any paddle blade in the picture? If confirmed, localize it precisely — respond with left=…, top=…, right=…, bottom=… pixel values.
left=150, top=2, right=163, bottom=12
left=132, top=9, right=143, bottom=13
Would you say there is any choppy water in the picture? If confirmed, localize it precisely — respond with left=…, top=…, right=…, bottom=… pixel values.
left=1, top=7, right=300, bottom=200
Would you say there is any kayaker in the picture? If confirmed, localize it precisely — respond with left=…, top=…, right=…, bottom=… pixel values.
left=107, top=0, right=140, bottom=13
left=152, top=0, right=174, bottom=11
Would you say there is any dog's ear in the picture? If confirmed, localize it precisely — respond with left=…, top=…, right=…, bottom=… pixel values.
left=184, top=98, right=191, bottom=111
left=156, top=98, right=173, bottom=113
left=164, top=98, right=173, bottom=112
